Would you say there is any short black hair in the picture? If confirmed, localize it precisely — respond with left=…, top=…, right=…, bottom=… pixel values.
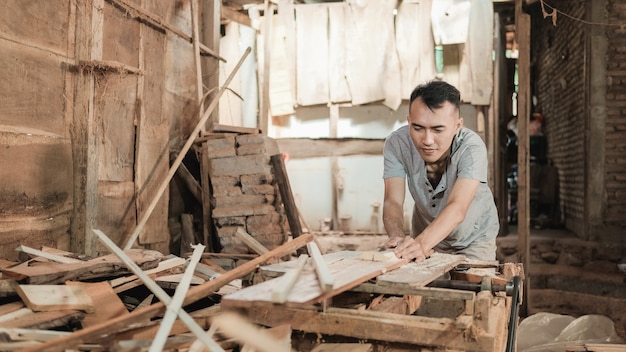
left=409, top=80, right=461, bottom=113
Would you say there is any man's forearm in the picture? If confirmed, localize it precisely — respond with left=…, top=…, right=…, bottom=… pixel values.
left=382, top=201, right=406, bottom=237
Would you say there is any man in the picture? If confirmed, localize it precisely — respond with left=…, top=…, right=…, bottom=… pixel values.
left=382, top=80, right=499, bottom=263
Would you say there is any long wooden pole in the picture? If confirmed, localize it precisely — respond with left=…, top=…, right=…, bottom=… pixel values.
left=515, top=0, right=531, bottom=317
left=122, top=47, right=251, bottom=250
left=19, top=233, right=314, bottom=352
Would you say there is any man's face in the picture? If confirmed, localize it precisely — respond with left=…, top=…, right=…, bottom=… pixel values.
left=407, top=98, right=463, bottom=164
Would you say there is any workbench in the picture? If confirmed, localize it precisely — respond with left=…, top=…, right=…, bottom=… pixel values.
left=221, top=251, right=523, bottom=352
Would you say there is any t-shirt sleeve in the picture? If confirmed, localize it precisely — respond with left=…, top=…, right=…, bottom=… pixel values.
left=456, top=137, right=488, bottom=183
left=383, top=134, right=407, bottom=179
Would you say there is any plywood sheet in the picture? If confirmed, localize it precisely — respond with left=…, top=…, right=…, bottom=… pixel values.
left=103, top=2, right=140, bottom=66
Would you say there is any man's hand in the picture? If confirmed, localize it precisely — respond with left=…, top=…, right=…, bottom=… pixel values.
left=393, top=237, right=435, bottom=263
left=381, top=235, right=404, bottom=249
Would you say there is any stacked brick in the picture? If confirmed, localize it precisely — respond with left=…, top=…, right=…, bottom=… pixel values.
left=205, top=133, right=287, bottom=254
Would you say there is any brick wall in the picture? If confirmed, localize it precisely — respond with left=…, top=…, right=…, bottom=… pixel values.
left=205, top=134, right=288, bottom=253
left=605, top=0, right=626, bottom=233
left=531, top=0, right=587, bottom=235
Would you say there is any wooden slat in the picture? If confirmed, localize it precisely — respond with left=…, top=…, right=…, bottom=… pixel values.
left=15, top=245, right=82, bottom=264
left=307, top=242, right=333, bottom=293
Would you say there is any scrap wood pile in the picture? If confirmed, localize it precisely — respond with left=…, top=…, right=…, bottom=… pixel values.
left=0, top=231, right=316, bottom=352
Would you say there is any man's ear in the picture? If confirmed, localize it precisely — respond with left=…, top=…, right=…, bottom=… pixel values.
left=406, top=115, right=411, bottom=124
left=457, top=117, right=464, bottom=131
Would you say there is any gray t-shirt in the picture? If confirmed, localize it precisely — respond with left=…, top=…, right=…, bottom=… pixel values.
left=383, top=126, right=499, bottom=256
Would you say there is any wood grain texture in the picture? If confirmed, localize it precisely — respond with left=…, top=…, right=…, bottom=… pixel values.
left=222, top=251, right=411, bottom=308
left=2, top=249, right=163, bottom=284
left=16, top=285, right=94, bottom=313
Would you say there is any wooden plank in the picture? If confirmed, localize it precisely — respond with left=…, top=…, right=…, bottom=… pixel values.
left=515, top=0, right=531, bottom=317
left=15, top=245, right=82, bottom=264
left=270, top=154, right=304, bottom=246
left=272, top=254, right=308, bottom=304
left=275, top=138, right=384, bottom=159
left=16, top=285, right=95, bottom=313
left=24, top=233, right=314, bottom=352
left=375, top=253, right=466, bottom=287
left=1, top=249, right=163, bottom=284
left=352, top=283, right=476, bottom=302
left=0, top=327, right=69, bottom=342
left=208, top=123, right=260, bottom=135
left=312, top=343, right=373, bottom=352
left=307, top=242, right=333, bottom=293
left=234, top=227, right=269, bottom=255
left=222, top=251, right=409, bottom=307
left=0, top=309, right=84, bottom=330
left=175, top=163, right=202, bottom=203
left=110, top=256, right=186, bottom=286
left=65, top=281, right=128, bottom=328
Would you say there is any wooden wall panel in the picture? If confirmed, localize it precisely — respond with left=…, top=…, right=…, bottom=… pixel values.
left=95, top=74, right=138, bottom=182
left=0, top=0, right=71, bottom=56
left=0, top=42, right=68, bottom=136
left=103, top=2, right=140, bottom=66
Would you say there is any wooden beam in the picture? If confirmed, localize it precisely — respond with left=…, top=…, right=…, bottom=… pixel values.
left=270, top=154, right=304, bottom=246
left=515, top=0, right=531, bottom=317
left=175, top=163, right=202, bottom=204
left=276, top=138, right=384, bottom=159
left=71, top=0, right=103, bottom=256
left=25, top=233, right=314, bottom=352
left=230, top=305, right=500, bottom=351
left=221, top=6, right=252, bottom=27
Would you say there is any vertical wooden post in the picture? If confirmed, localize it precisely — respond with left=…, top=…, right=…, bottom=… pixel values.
left=259, top=0, right=273, bottom=133
left=71, top=0, right=104, bottom=256
left=330, top=104, right=339, bottom=231
left=515, top=0, right=531, bottom=317
left=270, top=154, right=303, bottom=242
left=201, top=0, right=221, bottom=128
